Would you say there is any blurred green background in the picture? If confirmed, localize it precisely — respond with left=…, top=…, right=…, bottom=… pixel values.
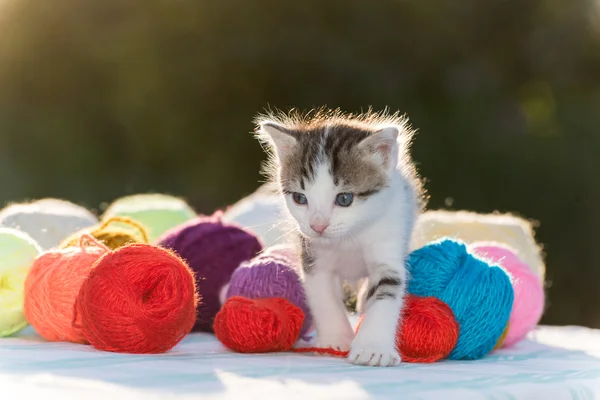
left=0, top=0, right=598, bottom=327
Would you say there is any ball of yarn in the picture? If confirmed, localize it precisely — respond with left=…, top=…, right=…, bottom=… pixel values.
left=470, top=243, right=544, bottom=347
left=24, top=237, right=109, bottom=343
left=222, top=183, right=290, bottom=247
left=103, top=194, right=196, bottom=242
left=0, top=228, right=42, bottom=337
left=494, top=322, right=510, bottom=350
left=76, top=244, right=197, bottom=354
left=412, top=210, right=545, bottom=281
left=408, top=239, right=514, bottom=360
left=224, top=250, right=312, bottom=337
left=158, top=212, right=262, bottom=332
left=215, top=296, right=304, bottom=353
left=60, top=216, right=149, bottom=250
left=0, top=198, right=98, bottom=250
left=356, top=295, right=459, bottom=363
left=261, top=243, right=301, bottom=267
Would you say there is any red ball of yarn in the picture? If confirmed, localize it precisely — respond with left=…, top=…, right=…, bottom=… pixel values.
left=213, top=294, right=458, bottom=363
left=356, top=295, right=459, bottom=363
left=24, top=238, right=109, bottom=343
left=76, top=243, right=198, bottom=354
left=214, top=296, right=304, bottom=353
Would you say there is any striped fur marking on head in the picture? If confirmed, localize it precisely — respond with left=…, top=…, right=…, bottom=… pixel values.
left=253, top=107, right=418, bottom=241
left=254, top=108, right=413, bottom=194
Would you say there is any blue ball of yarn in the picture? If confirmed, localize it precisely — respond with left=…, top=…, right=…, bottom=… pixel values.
left=407, top=238, right=514, bottom=360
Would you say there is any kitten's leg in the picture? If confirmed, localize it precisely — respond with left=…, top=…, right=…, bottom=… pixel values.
left=348, top=242, right=406, bottom=367
left=302, top=245, right=354, bottom=351
left=355, top=278, right=369, bottom=314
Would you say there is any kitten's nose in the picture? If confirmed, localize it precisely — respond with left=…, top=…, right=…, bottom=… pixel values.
left=310, top=223, right=329, bottom=234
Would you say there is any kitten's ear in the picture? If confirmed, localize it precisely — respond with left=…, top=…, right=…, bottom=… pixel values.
left=359, top=126, right=399, bottom=167
left=255, top=121, right=297, bottom=161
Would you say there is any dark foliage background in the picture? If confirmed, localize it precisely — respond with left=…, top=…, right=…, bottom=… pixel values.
left=0, top=0, right=599, bottom=327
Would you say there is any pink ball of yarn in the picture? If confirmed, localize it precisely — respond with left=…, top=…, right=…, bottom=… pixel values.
left=470, top=243, right=544, bottom=347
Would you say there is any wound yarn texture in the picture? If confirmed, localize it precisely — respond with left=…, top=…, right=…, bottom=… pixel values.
left=24, top=238, right=108, bottom=343
left=158, top=211, right=262, bottom=332
left=412, top=210, right=545, bottom=281
left=0, top=228, right=42, bottom=337
left=215, top=296, right=304, bottom=353
left=0, top=198, right=98, bottom=250
left=60, top=216, right=149, bottom=250
left=470, top=242, right=544, bottom=347
left=395, top=295, right=459, bottom=362
left=225, top=247, right=312, bottom=337
left=215, top=293, right=458, bottom=363
left=103, top=194, right=196, bottom=242
left=76, top=243, right=198, bottom=354
left=302, top=295, right=459, bottom=363
left=222, top=189, right=288, bottom=248
left=408, top=239, right=514, bottom=360
left=494, top=322, right=510, bottom=349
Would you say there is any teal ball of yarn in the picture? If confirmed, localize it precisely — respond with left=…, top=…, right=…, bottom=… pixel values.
left=407, top=239, right=514, bottom=360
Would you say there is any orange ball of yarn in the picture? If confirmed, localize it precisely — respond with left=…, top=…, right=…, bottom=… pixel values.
left=24, top=237, right=109, bottom=343
left=214, top=296, right=305, bottom=353
left=356, top=295, right=459, bottom=363
left=494, top=322, right=510, bottom=350
left=76, top=244, right=198, bottom=354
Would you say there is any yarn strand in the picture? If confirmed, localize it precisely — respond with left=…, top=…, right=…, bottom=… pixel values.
left=98, top=216, right=150, bottom=244
left=78, top=233, right=111, bottom=252
left=71, top=234, right=111, bottom=334
left=291, top=347, right=349, bottom=357
left=215, top=295, right=459, bottom=363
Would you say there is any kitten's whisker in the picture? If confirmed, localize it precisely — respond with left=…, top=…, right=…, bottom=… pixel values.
left=235, top=220, right=284, bottom=231
left=271, top=225, right=300, bottom=245
left=232, top=216, right=294, bottom=240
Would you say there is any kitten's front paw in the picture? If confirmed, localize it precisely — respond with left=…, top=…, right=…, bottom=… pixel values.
left=349, top=334, right=401, bottom=367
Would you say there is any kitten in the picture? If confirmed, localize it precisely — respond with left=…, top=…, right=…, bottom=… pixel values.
left=254, top=108, right=424, bottom=367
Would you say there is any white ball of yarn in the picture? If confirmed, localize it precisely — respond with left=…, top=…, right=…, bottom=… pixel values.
left=411, top=209, right=545, bottom=281
left=0, top=198, right=98, bottom=250
left=223, top=184, right=291, bottom=247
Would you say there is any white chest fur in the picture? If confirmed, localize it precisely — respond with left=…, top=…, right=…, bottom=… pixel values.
left=311, top=240, right=368, bottom=281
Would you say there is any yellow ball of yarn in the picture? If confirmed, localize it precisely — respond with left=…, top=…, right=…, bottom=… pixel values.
left=60, top=216, right=149, bottom=250
left=493, top=322, right=510, bottom=350
left=0, top=227, right=42, bottom=337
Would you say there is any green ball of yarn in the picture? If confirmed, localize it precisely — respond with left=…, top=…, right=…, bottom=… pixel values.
left=0, top=227, right=42, bottom=337
left=103, top=194, right=196, bottom=242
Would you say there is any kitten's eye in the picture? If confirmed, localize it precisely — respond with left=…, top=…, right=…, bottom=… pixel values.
left=335, top=193, right=354, bottom=207
left=292, top=192, right=308, bottom=205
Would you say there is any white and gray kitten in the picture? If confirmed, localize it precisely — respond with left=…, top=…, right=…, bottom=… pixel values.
left=254, top=108, right=424, bottom=367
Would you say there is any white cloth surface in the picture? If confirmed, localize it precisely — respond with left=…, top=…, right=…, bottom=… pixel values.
left=2, top=324, right=600, bottom=400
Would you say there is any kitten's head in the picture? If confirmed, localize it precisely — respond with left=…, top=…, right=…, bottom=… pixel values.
left=254, top=108, right=416, bottom=241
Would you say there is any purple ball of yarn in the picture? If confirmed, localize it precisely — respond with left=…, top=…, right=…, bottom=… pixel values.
left=225, top=251, right=313, bottom=338
left=262, top=243, right=301, bottom=268
left=157, top=211, right=263, bottom=332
